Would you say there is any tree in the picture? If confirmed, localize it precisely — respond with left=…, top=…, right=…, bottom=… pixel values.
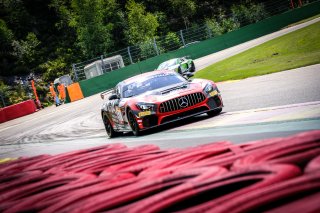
left=206, top=17, right=240, bottom=36
left=12, top=32, right=41, bottom=66
left=231, top=1, right=268, bottom=26
left=0, top=19, right=15, bottom=76
left=160, top=32, right=181, bottom=52
left=169, top=0, right=196, bottom=29
left=0, top=19, right=13, bottom=52
left=40, top=56, right=68, bottom=81
left=124, top=0, right=159, bottom=45
left=70, top=0, right=115, bottom=58
left=0, top=0, right=34, bottom=39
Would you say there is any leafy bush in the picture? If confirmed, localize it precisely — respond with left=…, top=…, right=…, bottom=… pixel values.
left=139, top=41, right=157, bottom=60
left=0, top=19, right=13, bottom=52
left=0, top=80, right=30, bottom=107
left=40, top=57, right=68, bottom=82
left=206, top=17, right=240, bottom=36
left=12, top=32, right=41, bottom=66
left=0, top=77, right=53, bottom=108
left=231, top=1, right=269, bottom=26
left=159, top=32, right=181, bottom=52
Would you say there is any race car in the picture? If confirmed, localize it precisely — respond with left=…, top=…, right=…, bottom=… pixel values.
left=101, top=70, right=223, bottom=138
left=157, top=57, right=195, bottom=74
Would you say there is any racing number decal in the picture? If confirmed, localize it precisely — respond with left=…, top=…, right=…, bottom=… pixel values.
left=109, top=100, right=125, bottom=128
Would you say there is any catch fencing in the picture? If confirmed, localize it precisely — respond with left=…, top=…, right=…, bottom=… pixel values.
left=72, top=25, right=210, bottom=81
left=73, top=0, right=319, bottom=81
left=74, top=0, right=320, bottom=97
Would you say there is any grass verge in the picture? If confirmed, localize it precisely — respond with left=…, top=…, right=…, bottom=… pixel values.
left=195, top=21, right=320, bottom=82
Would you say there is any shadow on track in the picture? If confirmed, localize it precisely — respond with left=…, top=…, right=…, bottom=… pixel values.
left=120, top=112, right=226, bottom=138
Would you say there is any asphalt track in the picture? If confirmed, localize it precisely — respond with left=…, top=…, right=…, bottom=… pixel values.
left=0, top=19, right=320, bottom=158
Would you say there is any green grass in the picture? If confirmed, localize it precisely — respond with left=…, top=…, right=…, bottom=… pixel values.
left=195, top=21, right=320, bottom=82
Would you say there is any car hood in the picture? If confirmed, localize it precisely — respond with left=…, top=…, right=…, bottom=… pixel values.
left=130, top=81, right=207, bottom=103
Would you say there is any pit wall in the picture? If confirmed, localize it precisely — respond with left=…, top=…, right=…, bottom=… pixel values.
left=79, top=1, right=320, bottom=97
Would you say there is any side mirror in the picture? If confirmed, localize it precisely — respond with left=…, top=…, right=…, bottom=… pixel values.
left=100, top=88, right=114, bottom=100
left=100, top=93, right=105, bottom=100
left=108, top=94, right=119, bottom=100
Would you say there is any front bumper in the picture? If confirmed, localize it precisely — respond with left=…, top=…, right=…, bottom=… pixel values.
left=136, top=93, right=223, bottom=130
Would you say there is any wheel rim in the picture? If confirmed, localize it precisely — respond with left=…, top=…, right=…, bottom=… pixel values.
left=104, top=118, right=112, bottom=136
left=128, top=111, right=138, bottom=133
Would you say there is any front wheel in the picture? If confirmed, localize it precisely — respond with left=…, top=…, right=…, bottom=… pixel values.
left=103, top=115, right=117, bottom=138
left=207, top=108, right=222, bottom=117
left=127, top=110, right=140, bottom=136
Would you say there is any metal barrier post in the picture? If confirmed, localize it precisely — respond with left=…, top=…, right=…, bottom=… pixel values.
left=100, top=55, right=106, bottom=73
left=153, top=38, right=159, bottom=55
left=180, top=30, right=186, bottom=47
left=72, top=64, right=79, bottom=81
left=127, top=46, right=133, bottom=64
left=206, top=24, right=212, bottom=38
left=0, top=93, right=6, bottom=107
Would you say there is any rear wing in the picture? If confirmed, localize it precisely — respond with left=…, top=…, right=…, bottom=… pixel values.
left=100, top=89, right=114, bottom=100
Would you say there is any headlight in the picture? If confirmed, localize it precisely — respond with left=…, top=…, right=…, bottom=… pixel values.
left=136, top=103, right=155, bottom=111
left=204, top=83, right=214, bottom=93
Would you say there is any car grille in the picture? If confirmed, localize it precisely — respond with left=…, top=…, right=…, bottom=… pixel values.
left=159, top=92, right=206, bottom=113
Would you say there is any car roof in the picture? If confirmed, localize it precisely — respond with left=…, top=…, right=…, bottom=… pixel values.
left=121, top=70, right=176, bottom=85
left=158, top=58, right=178, bottom=66
left=164, top=58, right=178, bottom=62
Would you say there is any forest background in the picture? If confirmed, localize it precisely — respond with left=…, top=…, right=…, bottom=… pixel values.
left=0, top=0, right=275, bottom=107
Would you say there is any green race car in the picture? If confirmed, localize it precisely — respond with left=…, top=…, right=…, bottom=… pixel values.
left=157, top=57, right=195, bottom=74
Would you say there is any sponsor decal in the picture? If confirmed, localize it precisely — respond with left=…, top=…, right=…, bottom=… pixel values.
left=138, top=111, right=151, bottom=117
left=210, top=90, right=218, bottom=97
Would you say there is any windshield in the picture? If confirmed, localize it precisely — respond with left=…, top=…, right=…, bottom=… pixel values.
left=122, top=73, right=186, bottom=98
left=157, top=59, right=177, bottom=69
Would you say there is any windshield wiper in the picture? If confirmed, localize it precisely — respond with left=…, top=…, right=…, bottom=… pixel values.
left=125, top=94, right=135, bottom=98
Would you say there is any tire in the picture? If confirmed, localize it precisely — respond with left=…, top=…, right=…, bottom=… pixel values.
left=207, top=108, right=222, bottom=117
left=190, top=62, right=195, bottom=72
left=177, top=67, right=182, bottom=75
left=103, top=115, right=117, bottom=138
left=127, top=110, right=140, bottom=136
